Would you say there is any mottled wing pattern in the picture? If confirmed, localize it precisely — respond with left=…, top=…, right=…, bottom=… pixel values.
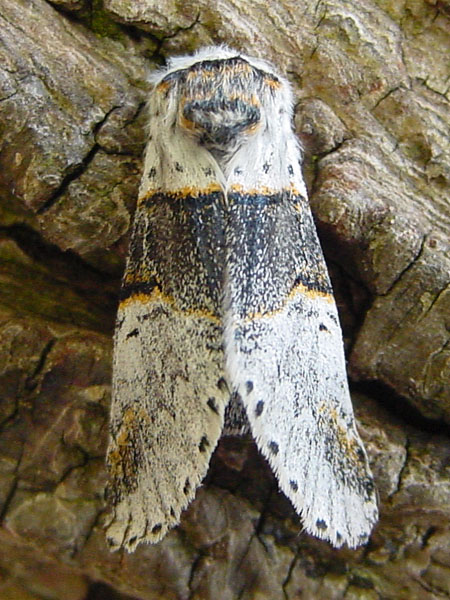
left=224, top=135, right=378, bottom=547
left=106, top=80, right=229, bottom=552
left=106, top=45, right=378, bottom=552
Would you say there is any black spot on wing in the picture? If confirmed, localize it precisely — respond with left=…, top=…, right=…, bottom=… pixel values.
left=288, top=164, right=294, bottom=175
left=246, top=380, right=254, bottom=394
left=268, top=441, right=279, bottom=455
left=316, top=519, right=328, bottom=530
left=217, top=378, right=228, bottom=392
left=319, top=323, right=328, bottom=331
left=363, top=478, right=375, bottom=496
left=151, top=524, right=162, bottom=534
left=198, top=435, right=209, bottom=452
left=207, top=397, right=219, bottom=414
left=138, top=313, right=152, bottom=322
left=148, top=167, right=156, bottom=178
left=183, top=478, right=191, bottom=495
left=263, top=162, right=271, bottom=173
left=126, top=328, right=139, bottom=339
left=175, top=162, right=184, bottom=172
left=289, top=480, right=298, bottom=492
left=255, top=400, right=264, bottom=416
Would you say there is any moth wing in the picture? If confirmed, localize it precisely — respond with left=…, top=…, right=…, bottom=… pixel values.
left=106, top=96, right=228, bottom=551
left=224, top=142, right=378, bottom=548
left=107, top=295, right=226, bottom=551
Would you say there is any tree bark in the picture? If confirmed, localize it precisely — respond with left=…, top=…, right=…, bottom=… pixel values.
left=0, top=0, right=449, bottom=598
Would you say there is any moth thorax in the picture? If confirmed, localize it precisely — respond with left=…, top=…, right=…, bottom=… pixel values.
left=180, top=96, right=261, bottom=151
left=178, top=59, right=263, bottom=156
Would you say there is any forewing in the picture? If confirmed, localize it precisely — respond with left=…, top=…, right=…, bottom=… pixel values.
left=106, top=83, right=228, bottom=551
left=224, top=163, right=378, bottom=548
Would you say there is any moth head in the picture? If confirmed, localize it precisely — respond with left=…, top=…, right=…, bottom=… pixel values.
left=156, top=56, right=283, bottom=158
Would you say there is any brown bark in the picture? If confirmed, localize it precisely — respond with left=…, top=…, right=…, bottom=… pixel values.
left=0, top=0, right=449, bottom=598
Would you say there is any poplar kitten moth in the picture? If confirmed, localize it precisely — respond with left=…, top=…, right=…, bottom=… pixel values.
left=106, top=46, right=378, bottom=552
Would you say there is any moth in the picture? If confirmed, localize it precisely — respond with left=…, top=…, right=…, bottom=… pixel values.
left=106, top=46, right=378, bottom=552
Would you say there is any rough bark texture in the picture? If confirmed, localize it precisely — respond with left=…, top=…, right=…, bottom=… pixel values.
left=0, top=0, right=449, bottom=599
